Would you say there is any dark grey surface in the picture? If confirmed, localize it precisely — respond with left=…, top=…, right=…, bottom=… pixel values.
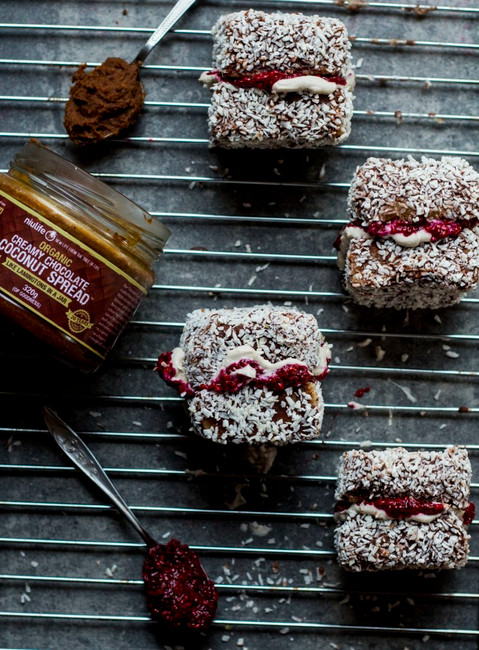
left=0, top=1, right=478, bottom=648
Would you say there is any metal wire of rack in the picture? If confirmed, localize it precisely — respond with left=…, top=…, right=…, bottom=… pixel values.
left=0, top=1, right=478, bottom=648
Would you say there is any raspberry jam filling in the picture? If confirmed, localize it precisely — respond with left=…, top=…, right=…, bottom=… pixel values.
left=335, top=217, right=476, bottom=249
left=156, top=352, right=324, bottom=396
left=142, top=539, right=218, bottom=633
left=335, top=496, right=475, bottom=524
left=367, top=218, right=465, bottom=240
left=204, top=69, right=346, bottom=93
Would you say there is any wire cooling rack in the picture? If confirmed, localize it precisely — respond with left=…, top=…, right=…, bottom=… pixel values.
left=1, top=1, right=478, bottom=648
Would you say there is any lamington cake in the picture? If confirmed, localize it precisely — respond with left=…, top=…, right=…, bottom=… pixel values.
left=336, top=156, right=479, bottom=309
left=156, top=305, right=331, bottom=445
left=334, top=446, right=475, bottom=572
left=200, top=10, right=355, bottom=149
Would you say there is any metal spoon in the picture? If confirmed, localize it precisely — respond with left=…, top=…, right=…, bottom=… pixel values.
left=133, top=0, right=198, bottom=66
left=43, top=405, right=218, bottom=631
left=43, top=405, right=157, bottom=547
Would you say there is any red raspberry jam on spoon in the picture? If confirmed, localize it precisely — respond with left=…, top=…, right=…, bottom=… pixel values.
left=142, top=539, right=218, bottom=632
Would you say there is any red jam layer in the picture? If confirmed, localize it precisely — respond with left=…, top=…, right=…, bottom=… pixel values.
left=335, top=496, right=475, bottom=525
left=205, top=69, right=346, bottom=93
left=142, top=539, right=218, bottom=633
left=335, top=218, right=477, bottom=248
left=156, top=352, right=328, bottom=396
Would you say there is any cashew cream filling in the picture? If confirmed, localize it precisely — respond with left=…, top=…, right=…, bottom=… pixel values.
left=334, top=501, right=466, bottom=524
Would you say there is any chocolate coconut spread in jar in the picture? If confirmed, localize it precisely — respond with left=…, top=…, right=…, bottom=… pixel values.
left=0, top=140, right=170, bottom=372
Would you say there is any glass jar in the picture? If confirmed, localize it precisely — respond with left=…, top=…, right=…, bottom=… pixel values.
left=0, top=140, right=170, bottom=372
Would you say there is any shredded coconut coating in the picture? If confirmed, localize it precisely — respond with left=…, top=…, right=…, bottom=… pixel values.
left=212, top=10, right=351, bottom=77
left=180, top=305, right=329, bottom=387
left=188, top=382, right=324, bottom=445
left=335, top=510, right=470, bottom=572
left=348, top=156, right=479, bottom=224
left=342, top=226, right=479, bottom=309
left=206, top=10, right=353, bottom=149
left=335, top=447, right=471, bottom=509
left=208, top=85, right=353, bottom=149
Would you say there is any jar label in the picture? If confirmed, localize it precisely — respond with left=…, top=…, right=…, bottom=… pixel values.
left=0, top=189, right=148, bottom=360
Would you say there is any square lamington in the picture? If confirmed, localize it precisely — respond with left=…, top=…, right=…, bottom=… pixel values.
left=337, top=156, right=479, bottom=309
left=156, top=305, right=331, bottom=445
left=200, top=10, right=354, bottom=149
left=334, top=446, right=474, bottom=571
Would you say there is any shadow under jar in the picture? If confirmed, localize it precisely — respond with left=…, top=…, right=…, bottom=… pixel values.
left=0, top=140, right=170, bottom=372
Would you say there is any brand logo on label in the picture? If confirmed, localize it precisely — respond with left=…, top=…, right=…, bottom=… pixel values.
left=66, top=309, right=94, bottom=333
left=45, top=229, right=57, bottom=242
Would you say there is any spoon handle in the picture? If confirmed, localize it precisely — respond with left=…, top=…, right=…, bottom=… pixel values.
left=43, top=406, right=157, bottom=548
left=133, top=0, right=198, bottom=66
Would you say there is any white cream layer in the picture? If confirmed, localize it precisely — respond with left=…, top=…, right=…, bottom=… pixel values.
left=334, top=502, right=461, bottom=524
left=170, top=347, right=188, bottom=383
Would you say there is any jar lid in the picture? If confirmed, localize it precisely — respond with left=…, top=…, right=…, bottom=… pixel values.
left=11, top=140, right=170, bottom=256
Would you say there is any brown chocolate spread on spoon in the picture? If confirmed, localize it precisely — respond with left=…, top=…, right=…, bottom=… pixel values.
left=63, top=1, right=198, bottom=145
left=64, top=57, right=145, bottom=145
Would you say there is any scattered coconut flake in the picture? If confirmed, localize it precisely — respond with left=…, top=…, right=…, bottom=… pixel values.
left=359, top=439, right=372, bottom=448
left=401, top=353, right=409, bottom=362
left=375, top=345, right=386, bottom=361
left=250, top=522, right=272, bottom=537
left=446, top=350, right=459, bottom=358
left=434, top=314, right=442, bottom=324
left=434, top=389, right=442, bottom=401
left=256, top=263, right=270, bottom=273
left=234, top=240, right=242, bottom=247
left=357, top=338, right=372, bottom=348
left=389, top=379, right=417, bottom=403
left=105, top=564, right=118, bottom=578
